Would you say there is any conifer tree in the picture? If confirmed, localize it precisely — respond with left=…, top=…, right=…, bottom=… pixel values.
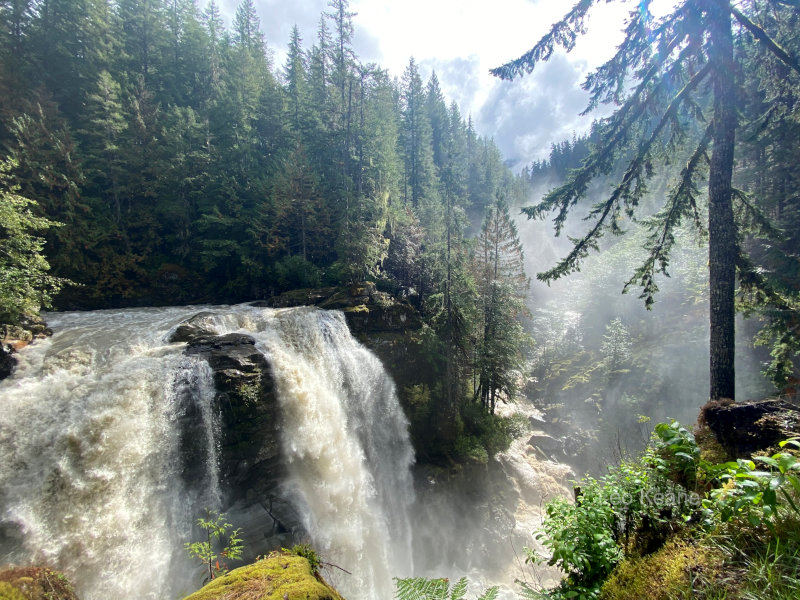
left=474, top=197, right=529, bottom=413
left=400, top=57, right=437, bottom=207
left=493, top=0, right=800, bottom=401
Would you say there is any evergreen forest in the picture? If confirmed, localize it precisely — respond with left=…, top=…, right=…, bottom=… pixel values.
left=3, top=0, right=800, bottom=599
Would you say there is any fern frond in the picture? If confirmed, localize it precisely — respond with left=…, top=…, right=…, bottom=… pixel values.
left=476, top=586, right=500, bottom=600
left=394, top=577, right=450, bottom=600
left=449, top=577, right=468, bottom=600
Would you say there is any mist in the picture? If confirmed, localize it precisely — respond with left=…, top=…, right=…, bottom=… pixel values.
left=510, top=174, right=775, bottom=473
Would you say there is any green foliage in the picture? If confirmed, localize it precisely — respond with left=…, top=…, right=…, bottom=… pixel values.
left=648, top=420, right=702, bottom=489
left=529, top=421, right=800, bottom=600
left=185, top=509, right=244, bottom=582
left=0, top=157, right=68, bottom=323
left=702, top=440, right=800, bottom=531
left=455, top=404, right=530, bottom=462
left=274, top=255, right=322, bottom=290
left=287, top=544, right=321, bottom=575
left=528, top=479, right=622, bottom=595
left=393, top=576, right=498, bottom=600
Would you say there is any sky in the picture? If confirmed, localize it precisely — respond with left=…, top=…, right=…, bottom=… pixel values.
left=218, top=0, right=650, bottom=169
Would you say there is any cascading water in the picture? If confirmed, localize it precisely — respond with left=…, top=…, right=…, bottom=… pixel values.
left=0, top=307, right=223, bottom=599
left=0, top=304, right=416, bottom=600
left=249, top=307, right=415, bottom=599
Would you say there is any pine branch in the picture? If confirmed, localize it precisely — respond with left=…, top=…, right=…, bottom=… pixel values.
left=731, top=188, right=785, bottom=241
left=726, top=3, right=800, bottom=75
left=622, top=125, right=712, bottom=307
left=582, top=7, right=684, bottom=112
left=490, top=0, right=597, bottom=80
left=522, top=40, right=701, bottom=233
left=535, top=62, right=712, bottom=284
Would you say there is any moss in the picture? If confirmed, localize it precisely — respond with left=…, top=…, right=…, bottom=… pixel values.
left=343, top=304, right=369, bottom=314
left=181, top=551, right=344, bottom=600
left=0, top=582, right=27, bottom=600
left=0, top=567, right=79, bottom=600
left=600, top=536, right=724, bottom=600
left=695, top=423, right=730, bottom=465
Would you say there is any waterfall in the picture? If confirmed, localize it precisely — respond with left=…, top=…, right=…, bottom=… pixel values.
left=250, top=308, right=415, bottom=599
left=0, top=307, right=223, bottom=599
left=0, top=304, right=415, bottom=600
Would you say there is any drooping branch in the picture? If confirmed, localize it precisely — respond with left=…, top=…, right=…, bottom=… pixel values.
left=582, top=7, right=684, bottom=112
left=490, top=0, right=597, bottom=80
left=731, top=188, right=785, bottom=241
left=623, top=125, right=712, bottom=307
left=523, top=39, right=700, bottom=232
left=534, top=62, right=712, bottom=284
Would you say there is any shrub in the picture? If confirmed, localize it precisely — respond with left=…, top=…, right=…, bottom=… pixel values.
left=185, top=509, right=244, bottom=583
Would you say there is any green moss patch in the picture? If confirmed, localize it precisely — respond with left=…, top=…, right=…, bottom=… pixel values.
left=343, top=304, right=369, bottom=314
left=182, top=551, right=343, bottom=600
left=0, top=567, right=79, bottom=600
left=600, top=536, right=724, bottom=600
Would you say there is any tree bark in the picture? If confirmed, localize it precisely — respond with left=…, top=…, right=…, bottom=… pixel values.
left=708, top=0, right=737, bottom=402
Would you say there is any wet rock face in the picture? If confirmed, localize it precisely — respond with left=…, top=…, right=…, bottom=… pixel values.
left=0, top=344, right=15, bottom=380
left=265, top=283, right=422, bottom=335
left=0, top=316, right=52, bottom=381
left=170, top=322, right=302, bottom=554
left=701, top=398, right=800, bottom=457
left=168, top=312, right=219, bottom=343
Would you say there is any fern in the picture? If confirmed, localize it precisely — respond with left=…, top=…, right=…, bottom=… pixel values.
left=393, top=576, right=499, bottom=600
left=476, top=586, right=500, bottom=600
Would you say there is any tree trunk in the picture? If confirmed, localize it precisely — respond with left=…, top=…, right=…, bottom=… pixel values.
left=707, top=0, right=737, bottom=402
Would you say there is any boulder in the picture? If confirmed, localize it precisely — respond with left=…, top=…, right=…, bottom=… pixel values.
left=168, top=312, right=220, bottom=343
left=700, top=397, right=800, bottom=458
left=0, top=315, right=53, bottom=381
left=180, top=552, right=343, bottom=600
left=0, top=344, right=15, bottom=381
left=527, top=433, right=565, bottom=457
left=172, top=319, right=303, bottom=557
left=0, top=566, right=80, bottom=600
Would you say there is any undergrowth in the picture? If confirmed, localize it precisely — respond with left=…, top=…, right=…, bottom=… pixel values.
left=522, top=420, right=800, bottom=600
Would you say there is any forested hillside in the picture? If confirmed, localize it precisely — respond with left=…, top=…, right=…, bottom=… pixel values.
left=0, top=0, right=537, bottom=460
left=0, top=0, right=526, bottom=308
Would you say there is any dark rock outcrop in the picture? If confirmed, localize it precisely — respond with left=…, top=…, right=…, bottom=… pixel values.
left=168, top=312, right=219, bottom=343
left=265, top=282, right=422, bottom=335
left=0, top=316, right=52, bottom=381
left=701, top=397, right=800, bottom=457
left=0, top=344, right=15, bottom=381
left=170, top=319, right=302, bottom=555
